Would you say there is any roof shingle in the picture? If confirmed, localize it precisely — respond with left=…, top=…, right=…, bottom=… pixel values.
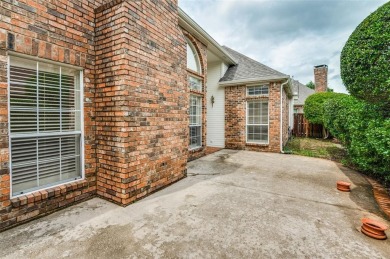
left=220, top=46, right=288, bottom=82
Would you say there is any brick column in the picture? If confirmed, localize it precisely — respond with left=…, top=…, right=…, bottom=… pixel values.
left=225, top=85, right=246, bottom=149
left=95, top=0, right=188, bottom=205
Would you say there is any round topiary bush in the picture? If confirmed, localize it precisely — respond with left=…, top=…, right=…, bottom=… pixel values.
left=340, top=2, right=390, bottom=108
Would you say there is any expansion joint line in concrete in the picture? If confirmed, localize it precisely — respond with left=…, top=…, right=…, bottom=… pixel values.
left=213, top=180, right=367, bottom=213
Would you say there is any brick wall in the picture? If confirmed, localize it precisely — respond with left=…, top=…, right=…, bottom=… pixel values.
left=182, top=30, right=208, bottom=161
left=0, top=0, right=189, bottom=231
left=94, top=0, right=188, bottom=206
left=0, top=0, right=99, bottom=231
left=225, top=82, right=289, bottom=153
left=225, top=85, right=246, bottom=149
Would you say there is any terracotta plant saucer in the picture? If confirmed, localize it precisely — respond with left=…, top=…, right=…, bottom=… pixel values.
left=361, top=218, right=388, bottom=240
left=337, top=181, right=351, bottom=192
left=361, top=227, right=387, bottom=240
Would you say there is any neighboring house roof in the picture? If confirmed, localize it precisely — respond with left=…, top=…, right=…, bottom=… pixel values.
left=292, top=80, right=315, bottom=105
left=219, top=46, right=289, bottom=83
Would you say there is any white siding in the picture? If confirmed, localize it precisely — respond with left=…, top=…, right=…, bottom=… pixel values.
left=206, top=62, right=227, bottom=148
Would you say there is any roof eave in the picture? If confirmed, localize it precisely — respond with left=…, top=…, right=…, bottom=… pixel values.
left=218, top=76, right=290, bottom=87
left=178, top=8, right=237, bottom=65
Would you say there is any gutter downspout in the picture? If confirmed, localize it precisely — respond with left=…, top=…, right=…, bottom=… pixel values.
left=280, top=79, right=290, bottom=154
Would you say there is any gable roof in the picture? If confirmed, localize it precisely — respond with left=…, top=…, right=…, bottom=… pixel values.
left=178, top=9, right=236, bottom=65
left=219, top=46, right=289, bottom=84
left=292, top=80, right=315, bottom=105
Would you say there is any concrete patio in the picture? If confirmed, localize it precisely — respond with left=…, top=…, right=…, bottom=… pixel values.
left=0, top=150, right=389, bottom=258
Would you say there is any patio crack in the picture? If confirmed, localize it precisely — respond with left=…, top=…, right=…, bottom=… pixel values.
left=213, top=180, right=367, bottom=213
left=187, top=173, right=220, bottom=176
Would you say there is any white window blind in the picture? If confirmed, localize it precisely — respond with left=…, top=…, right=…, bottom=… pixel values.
left=246, top=100, right=269, bottom=144
left=9, top=56, right=83, bottom=196
left=189, top=94, right=202, bottom=149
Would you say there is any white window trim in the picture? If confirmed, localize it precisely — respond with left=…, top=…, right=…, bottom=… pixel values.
left=246, top=100, right=270, bottom=145
left=189, top=94, right=202, bottom=150
left=188, top=75, right=203, bottom=92
left=246, top=84, right=269, bottom=97
left=186, top=39, right=201, bottom=74
left=189, top=126, right=202, bottom=151
left=7, top=54, right=85, bottom=198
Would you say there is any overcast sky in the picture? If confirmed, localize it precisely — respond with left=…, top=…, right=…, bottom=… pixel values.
left=179, top=0, right=388, bottom=93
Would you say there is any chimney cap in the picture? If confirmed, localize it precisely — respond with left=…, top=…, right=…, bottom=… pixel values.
left=314, top=64, right=328, bottom=69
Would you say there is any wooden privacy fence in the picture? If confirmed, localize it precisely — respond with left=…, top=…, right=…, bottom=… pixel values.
left=293, top=113, right=323, bottom=138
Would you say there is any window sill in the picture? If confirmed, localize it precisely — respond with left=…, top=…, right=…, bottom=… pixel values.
left=190, top=89, right=204, bottom=95
left=10, top=179, right=88, bottom=208
left=189, top=146, right=203, bottom=153
left=246, top=142, right=269, bottom=147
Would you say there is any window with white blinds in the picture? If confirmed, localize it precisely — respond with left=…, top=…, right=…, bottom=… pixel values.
left=9, top=55, right=83, bottom=196
left=246, top=100, right=269, bottom=144
left=189, top=94, right=202, bottom=149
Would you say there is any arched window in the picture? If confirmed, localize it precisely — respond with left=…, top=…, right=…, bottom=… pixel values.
left=186, top=38, right=203, bottom=150
left=186, top=40, right=201, bottom=73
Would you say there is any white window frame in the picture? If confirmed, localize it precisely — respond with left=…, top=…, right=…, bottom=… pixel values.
left=189, top=94, right=202, bottom=150
left=188, top=75, right=202, bottom=91
left=186, top=39, right=201, bottom=74
left=247, top=85, right=269, bottom=96
left=8, top=52, right=84, bottom=198
left=246, top=100, right=269, bottom=144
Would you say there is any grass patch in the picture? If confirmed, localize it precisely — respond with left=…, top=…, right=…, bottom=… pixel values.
left=285, top=137, right=347, bottom=162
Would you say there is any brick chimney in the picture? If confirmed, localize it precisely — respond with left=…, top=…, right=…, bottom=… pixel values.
left=314, top=65, right=328, bottom=92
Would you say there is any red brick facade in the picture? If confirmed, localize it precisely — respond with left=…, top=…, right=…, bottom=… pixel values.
left=0, top=0, right=99, bottom=231
left=225, top=82, right=290, bottom=153
left=94, top=1, right=188, bottom=206
left=0, top=0, right=292, bottom=231
left=0, top=0, right=191, bottom=231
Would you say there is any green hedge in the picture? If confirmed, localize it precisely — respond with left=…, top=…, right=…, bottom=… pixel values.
left=340, top=2, right=390, bottom=109
left=320, top=2, right=390, bottom=185
left=303, top=92, right=346, bottom=125
left=323, top=96, right=390, bottom=184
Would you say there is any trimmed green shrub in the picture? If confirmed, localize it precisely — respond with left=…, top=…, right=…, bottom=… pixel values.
left=303, top=92, right=346, bottom=125
left=366, top=118, right=390, bottom=182
left=323, top=96, right=390, bottom=184
left=340, top=2, right=390, bottom=108
left=322, top=94, right=353, bottom=144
